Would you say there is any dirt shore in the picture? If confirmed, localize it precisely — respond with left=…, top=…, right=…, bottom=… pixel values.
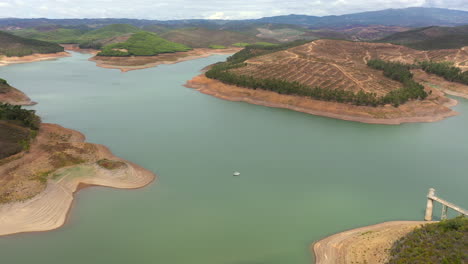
left=185, top=75, right=459, bottom=125
left=312, top=221, right=430, bottom=264
left=0, top=52, right=70, bottom=67
left=0, top=123, right=156, bottom=236
left=89, top=48, right=240, bottom=72
left=0, top=85, right=35, bottom=105
left=413, top=69, right=468, bottom=99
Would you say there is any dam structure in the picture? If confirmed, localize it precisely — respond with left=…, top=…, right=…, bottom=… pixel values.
left=424, top=188, right=468, bottom=221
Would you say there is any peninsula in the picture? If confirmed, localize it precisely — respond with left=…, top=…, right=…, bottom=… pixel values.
left=0, top=79, right=155, bottom=236
left=186, top=39, right=468, bottom=124
left=0, top=31, right=70, bottom=67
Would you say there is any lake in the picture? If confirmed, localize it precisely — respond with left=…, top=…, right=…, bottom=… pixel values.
left=0, top=52, right=466, bottom=264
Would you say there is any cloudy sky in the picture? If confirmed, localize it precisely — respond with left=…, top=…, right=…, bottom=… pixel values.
left=0, top=0, right=466, bottom=20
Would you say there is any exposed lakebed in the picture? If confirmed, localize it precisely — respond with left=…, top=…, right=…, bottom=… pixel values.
left=0, top=52, right=467, bottom=264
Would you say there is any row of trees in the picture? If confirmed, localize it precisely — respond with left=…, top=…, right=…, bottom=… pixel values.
left=418, top=61, right=468, bottom=85
left=0, top=103, right=41, bottom=130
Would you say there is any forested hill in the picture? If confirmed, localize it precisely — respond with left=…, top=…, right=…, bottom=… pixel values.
left=0, top=31, right=64, bottom=57
left=98, top=31, right=191, bottom=56
left=10, top=24, right=142, bottom=49
left=160, top=28, right=267, bottom=48
left=377, top=25, right=468, bottom=50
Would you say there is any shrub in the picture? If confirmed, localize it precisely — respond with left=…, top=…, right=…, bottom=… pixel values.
left=388, top=217, right=467, bottom=264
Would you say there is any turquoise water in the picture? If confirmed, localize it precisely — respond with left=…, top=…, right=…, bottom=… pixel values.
left=0, top=52, right=467, bottom=264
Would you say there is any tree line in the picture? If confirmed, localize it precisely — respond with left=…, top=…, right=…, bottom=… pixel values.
left=367, top=59, right=428, bottom=106
left=418, top=61, right=468, bottom=85
left=0, top=103, right=41, bottom=130
left=205, top=48, right=428, bottom=107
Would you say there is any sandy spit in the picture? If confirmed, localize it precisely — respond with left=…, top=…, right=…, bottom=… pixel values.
left=312, top=221, right=430, bottom=264
left=0, top=52, right=71, bottom=67
left=0, top=123, right=156, bottom=237
left=185, top=75, right=459, bottom=125
left=89, top=48, right=241, bottom=72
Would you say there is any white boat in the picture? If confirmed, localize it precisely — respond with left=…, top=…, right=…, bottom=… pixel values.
left=233, top=171, right=240, bottom=176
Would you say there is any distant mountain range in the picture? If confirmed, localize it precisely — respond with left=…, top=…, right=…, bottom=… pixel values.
left=252, top=7, right=468, bottom=28
left=1, top=7, right=467, bottom=29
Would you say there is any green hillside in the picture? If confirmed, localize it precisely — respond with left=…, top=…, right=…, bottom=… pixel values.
left=0, top=31, right=64, bottom=57
left=98, top=31, right=191, bottom=56
left=388, top=217, right=467, bottom=264
left=11, top=28, right=86, bottom=43
left=378, top=25, right=468, bottom=50
left=80, top=24, right=140, bottom=40
left=78, top=24, right=142, bottom=49
left=160, top=27, right=265, bottom=48
left=9, top=24, right=142, bottom=49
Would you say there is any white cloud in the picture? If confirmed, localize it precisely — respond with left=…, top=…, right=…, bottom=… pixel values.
left=0, top=0, right=465, bottom=19
left=206, top=12, right=229, bottom=19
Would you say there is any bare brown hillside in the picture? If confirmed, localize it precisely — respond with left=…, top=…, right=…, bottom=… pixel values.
left=230, top=39, right=467, bottom=96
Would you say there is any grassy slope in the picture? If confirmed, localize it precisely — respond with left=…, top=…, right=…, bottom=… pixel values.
left=160, top=27, right=264, bottom=48
left=98, top=31, right=191, bottom=56
left=9, top=24, right=142, bottom=48
left=378, top=25, right=468, bottom=50
left=388, top=217, right=467, bottom=264
left=0, top=31, right=64, bottom=57
left=11, top=28, right=86, bottom=43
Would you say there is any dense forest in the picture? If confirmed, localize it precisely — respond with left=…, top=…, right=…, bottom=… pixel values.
left=418, top=61, right=468, bottom=85
left=98, top=31, right=190, bottom=56
left=0, top=31, right=64, bottom=57
left=367, top=59, right=428, bottom=106
left=388, top=216, right=467, bottom=264
left=205, top=45, right=428, bottom=107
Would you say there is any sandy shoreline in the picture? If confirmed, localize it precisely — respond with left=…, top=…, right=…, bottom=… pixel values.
left=0, top=123, right=156, bottom=236
left=0, top=52, right=71, bottom=67
left=89, top=48, right=240, bottom=72
left=312, top=221, right=430, bottom=264
left=185, top=74, right=459, bottom=125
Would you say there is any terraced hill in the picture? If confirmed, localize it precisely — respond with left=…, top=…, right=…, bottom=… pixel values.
left=160, top=28, right=265, bottom=48
left=378, top=25, right=468, bottom=50
left=0, top=31, right=64, bottom=57
left=228, top=40, right=467, bottom=96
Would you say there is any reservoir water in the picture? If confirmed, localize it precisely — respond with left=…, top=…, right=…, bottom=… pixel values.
left=0, top=52, right=467, bottom=264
